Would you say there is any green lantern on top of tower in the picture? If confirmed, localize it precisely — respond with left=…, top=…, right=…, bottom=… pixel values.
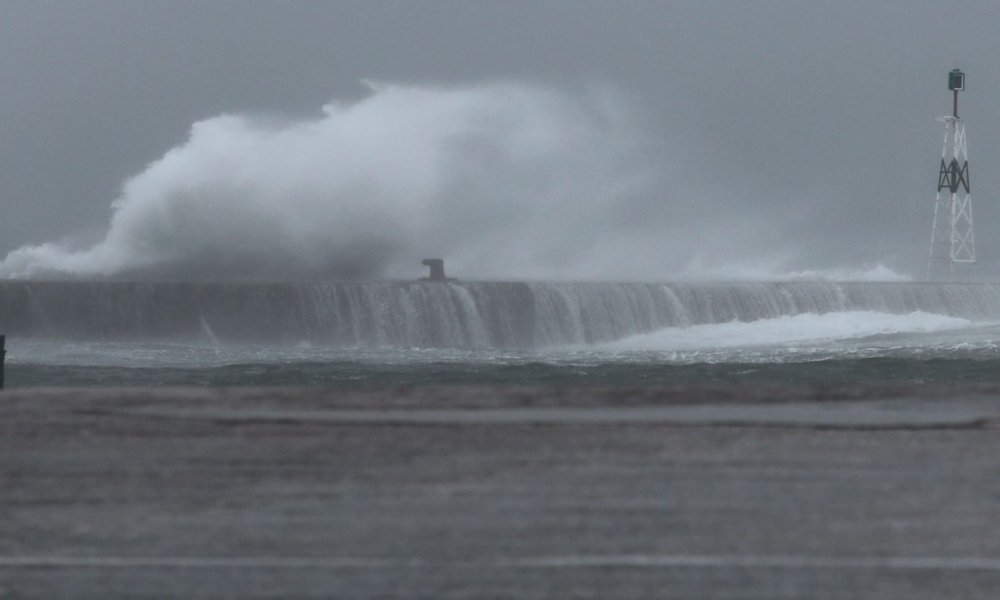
left=948, top=69, right=965, bottom=92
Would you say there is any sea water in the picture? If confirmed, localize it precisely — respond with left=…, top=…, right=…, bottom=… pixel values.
left=4, top=281, right=1000, bottom=387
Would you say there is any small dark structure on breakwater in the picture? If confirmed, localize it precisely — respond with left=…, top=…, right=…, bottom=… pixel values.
left=421, top=258, right=447, bottom=281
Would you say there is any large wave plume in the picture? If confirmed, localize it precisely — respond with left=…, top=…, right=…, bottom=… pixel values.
left=0, top=82, right=666, bottom=281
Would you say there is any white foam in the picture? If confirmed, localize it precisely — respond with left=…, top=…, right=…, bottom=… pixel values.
left=598, top=311, right=975, bottom=352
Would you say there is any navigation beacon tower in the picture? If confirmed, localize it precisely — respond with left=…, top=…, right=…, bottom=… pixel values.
left=927, top=68, right=974, bottom=280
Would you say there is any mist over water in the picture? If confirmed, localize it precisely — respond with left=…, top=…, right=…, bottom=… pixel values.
left=0, top=82, right=674, bottom=281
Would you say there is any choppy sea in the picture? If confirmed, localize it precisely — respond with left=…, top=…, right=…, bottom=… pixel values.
left=8, top=310, right=1000, bottom=387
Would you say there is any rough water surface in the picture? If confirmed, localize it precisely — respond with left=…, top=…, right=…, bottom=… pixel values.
left=4, top=385, right=1000, bottom=599
left=2, top=280, right=999, bottom=387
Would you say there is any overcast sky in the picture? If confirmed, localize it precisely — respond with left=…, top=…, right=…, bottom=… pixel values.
left=1, top=0, right=998, bottom=280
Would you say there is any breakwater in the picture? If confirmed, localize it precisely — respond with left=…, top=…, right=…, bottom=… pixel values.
left=1, top=280, right=998, bottom=348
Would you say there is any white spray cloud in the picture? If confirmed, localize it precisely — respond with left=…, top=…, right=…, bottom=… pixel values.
left=0, top=81, right=670, bottom=281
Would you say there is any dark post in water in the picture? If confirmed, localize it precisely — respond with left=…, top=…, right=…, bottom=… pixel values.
left=0, top=335, right=6, bottom=390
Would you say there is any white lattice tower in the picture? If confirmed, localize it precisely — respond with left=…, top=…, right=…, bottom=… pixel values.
left=927, top=69, right=974, bottom=280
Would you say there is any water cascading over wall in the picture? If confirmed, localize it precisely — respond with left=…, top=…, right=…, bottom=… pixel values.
left=0, top=281, right=999, bottom=348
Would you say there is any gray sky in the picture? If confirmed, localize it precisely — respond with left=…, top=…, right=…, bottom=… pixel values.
left=1, top=0, right=998, bottom=280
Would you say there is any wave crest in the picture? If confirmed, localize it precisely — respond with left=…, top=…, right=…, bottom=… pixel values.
left=597, top=311, right=974, bottom=352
